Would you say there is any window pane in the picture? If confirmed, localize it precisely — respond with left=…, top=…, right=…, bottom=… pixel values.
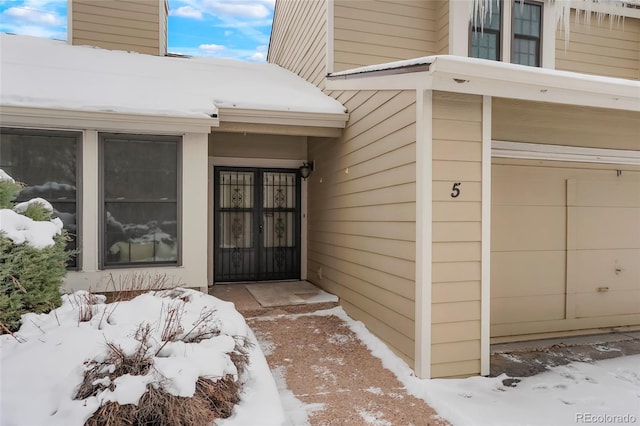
left=471, top=31, right=499, bottom=61
left=512, top=38, right=539, bottom=66
left=263, top=172, right=296, bottom=209
left=219, top=171, right=254, bottom=208
left=0, top=131, right=78, bottom=267
left=104, top=138, right=177, bottom=200
left=513, top=2, right=541, bottom=37
left=470, top=0, right=501, bottom=61
left=102, top=136, right=179, bottom=266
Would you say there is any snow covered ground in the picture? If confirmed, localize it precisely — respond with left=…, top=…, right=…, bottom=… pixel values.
left=0, top=290, right=284, bottom=426
left=327, top=307, right=640, bottom=426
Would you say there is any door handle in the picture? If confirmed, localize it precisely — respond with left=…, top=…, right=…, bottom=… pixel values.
left=259, top=224, right=263, bottom=233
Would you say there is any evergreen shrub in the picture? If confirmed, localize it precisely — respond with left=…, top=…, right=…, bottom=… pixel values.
left=0, top=177, right=73, bottom=332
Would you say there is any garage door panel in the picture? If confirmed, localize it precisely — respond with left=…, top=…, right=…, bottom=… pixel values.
left=492, top=174, right=566, bottom=206
left=570, top=249, right=640, bottom=292
left=570, top=180, right=640, bottom=207
left=570, top=207, right=640, bottom=249
left=491, top=251, right=565, bottom=298
left=492, top=206, right=566, bottom=251
left=491, top=295, right=565, bottom=324
left=574, top=290, right=640, bottom=318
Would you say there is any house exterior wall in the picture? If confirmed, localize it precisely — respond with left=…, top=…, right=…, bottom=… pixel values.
left=332, top=0, right=437, bottom=72
left=71, top=0, right=166, bottom=56
left=268, top=0, right=327, bottom=89
left=431, top=91, right=484, bottom=378
left=555, top=11, right=640, bottom=80
left=436, top=0, right=450, bottom=54
left=208, top=132, right=307, bottom=160
left=493, top=98, right=640, bottom=150
left=306, top=90, right=418, bottom=366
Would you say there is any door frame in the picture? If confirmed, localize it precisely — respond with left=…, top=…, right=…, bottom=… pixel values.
left=208, top=157, right=308, bottom=285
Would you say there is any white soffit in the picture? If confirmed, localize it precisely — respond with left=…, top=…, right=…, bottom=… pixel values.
left=492, top=140, right=640, bottom=165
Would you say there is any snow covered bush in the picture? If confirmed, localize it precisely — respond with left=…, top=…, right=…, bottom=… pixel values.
left=0, top=169, right=74, bottom=332
left=0, top=289, right=282, bottom=426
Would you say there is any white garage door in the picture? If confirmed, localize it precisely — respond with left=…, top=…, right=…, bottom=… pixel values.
left=491, top=159, right=640, bottom=339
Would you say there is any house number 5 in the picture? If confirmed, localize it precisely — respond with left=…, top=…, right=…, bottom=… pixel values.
left=451, top=182, right=462, bottom=198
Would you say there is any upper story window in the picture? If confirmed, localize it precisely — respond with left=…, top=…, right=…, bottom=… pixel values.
left=471, top=0, right=502, bottom=61
left=470, top=0, right=543, bottom=67
left=512, top=2, right=542, bottom=66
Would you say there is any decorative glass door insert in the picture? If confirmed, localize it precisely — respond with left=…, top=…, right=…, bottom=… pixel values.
left=214, top=167, right=300, bottom=282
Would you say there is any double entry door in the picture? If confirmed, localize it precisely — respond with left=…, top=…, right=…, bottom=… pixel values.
left=214, top=167, right=301, bottom=282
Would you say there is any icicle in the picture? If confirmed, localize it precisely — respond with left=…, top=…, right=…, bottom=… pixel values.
left=469, top=0, right=636, bottom=49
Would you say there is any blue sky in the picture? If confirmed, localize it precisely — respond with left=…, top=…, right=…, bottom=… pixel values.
left=0, top=0, right=275, bottom=61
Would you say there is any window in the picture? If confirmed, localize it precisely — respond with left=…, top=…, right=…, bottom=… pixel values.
left=100, top=134, right=180, bottom=267
left=469, top=0, right=543, bottom=67
left=0, top=128, right=80, bottom=268
left=470, top=0, right=502, bottom=61
left=512, top=1, right=542, bottom=66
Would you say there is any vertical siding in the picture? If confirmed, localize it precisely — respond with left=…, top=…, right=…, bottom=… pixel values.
left=431, top=92, right=483, bottom=378
left=71, top=0, right=163, bottom=55
left=333, top=0, right=437, bottom=72
left=556, top=11, right=640, bottom=80
left=268, top=0, right=327, bottom=89
left=307, top=90, right=418, bottom=366
left=436, top=0, right=450, bottom=54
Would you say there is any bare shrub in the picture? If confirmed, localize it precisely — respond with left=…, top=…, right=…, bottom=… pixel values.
left=71, top=291, right=101, bottom=323
left=104, top=272, right=179, bottom=303
left=76, top=306, right=250, bottom=425
left=229, top=335, right=253, bottom=378
left=75, top=324, right=153, bottom=400
left=85, top=375, right=240, bottom=426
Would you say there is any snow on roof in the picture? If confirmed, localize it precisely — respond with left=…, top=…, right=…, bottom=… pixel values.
left=0, top=34, right=345, bottom=120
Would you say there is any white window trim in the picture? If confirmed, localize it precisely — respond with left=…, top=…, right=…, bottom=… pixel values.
left=467, top=0, right=555, bottom=69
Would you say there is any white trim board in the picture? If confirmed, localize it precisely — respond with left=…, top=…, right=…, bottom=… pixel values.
left=492, top=140, right=640, bottom=165
left=480, top=96, right=492, bottom=376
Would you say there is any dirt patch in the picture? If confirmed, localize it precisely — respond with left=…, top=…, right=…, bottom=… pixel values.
left=249, top=314, right=448, bottom=426
left=491, top=335, right=640, bottom=379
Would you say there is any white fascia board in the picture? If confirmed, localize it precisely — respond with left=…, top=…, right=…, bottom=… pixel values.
left=0, top=105, right=216, bottom=134
left=429, top=56, right=640, bottom=111
left=493, top=140, right=640, bottom=165
left=217, top=107, right=348, bottom=129
left=325, top=71, right=427, bottom=91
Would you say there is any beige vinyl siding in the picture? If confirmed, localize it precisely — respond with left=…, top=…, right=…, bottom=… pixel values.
left=268, top=0, right=327, bottom=89
left=431, top=91, right=483, bottom=378
left=491, top=161, right=640, bottom=339
left=436, top=0, right=449, bottom=54
left=556, top=11, right=640, bottom=80
left=71, top=0, right=163, bottom=55
left=208, top=132, right=307, bottom=160
left=333, top=0, right=437, bottom=72
left=160, top=0, right=168, bottom=55
left=492, top=98, right=640, bottom=151
left=307, top=90, right=417, bottom=366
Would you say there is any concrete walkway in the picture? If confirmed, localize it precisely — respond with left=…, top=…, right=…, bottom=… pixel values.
left=211, top=283, right=447, bottom=425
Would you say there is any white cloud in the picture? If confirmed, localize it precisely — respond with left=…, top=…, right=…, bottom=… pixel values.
left=249, top=51, right=265, bottom=61
left=224, top=30, right=233, bottom=37
left=198, top=43, right=226, bottom=53
left=200, top=0, right=274, bottom=19
left=170, top=5, right=202, bottom=19
left=2, top=6, right=63, bottom=26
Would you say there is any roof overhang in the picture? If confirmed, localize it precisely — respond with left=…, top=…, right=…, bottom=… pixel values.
left=326, top=55, right=640, bottom=112
left=0, top=105, right=217, bottom=134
